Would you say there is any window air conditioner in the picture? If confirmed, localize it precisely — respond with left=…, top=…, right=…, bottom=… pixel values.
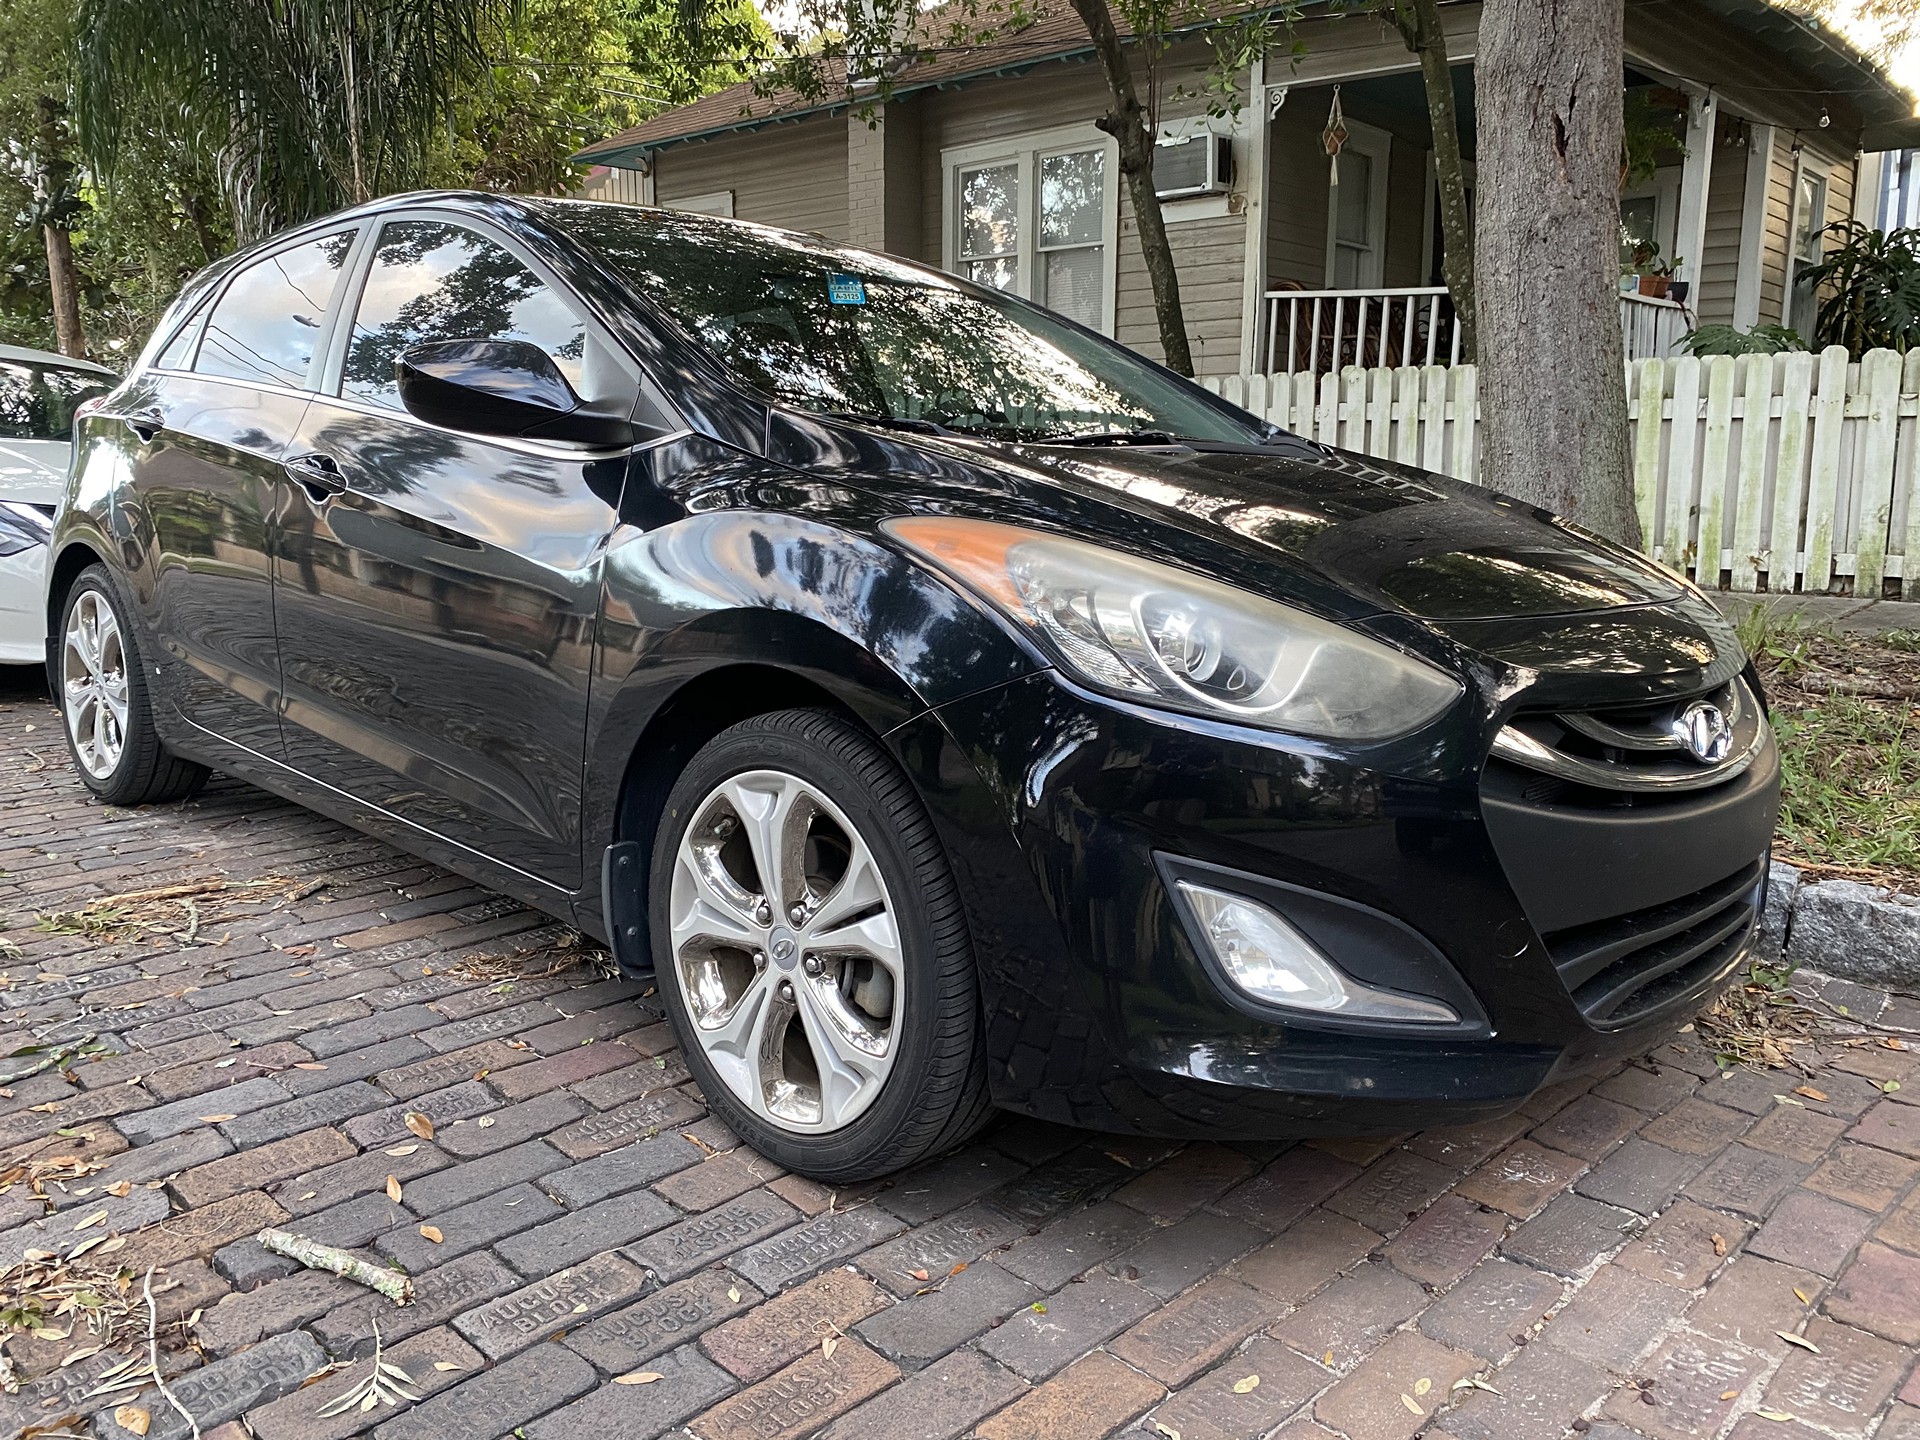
left=1154, top=133, right=1233, bottom=200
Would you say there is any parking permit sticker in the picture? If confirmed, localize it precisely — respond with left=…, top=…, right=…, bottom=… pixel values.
left=827, top=273, right=867, bottom=305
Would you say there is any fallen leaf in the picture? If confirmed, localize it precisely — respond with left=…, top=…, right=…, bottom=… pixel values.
left=1711, top=1233, right=1728, bottom=1257
left=293, top=1062, right=328, bottom=1071
left=113, top=1405, right=151, bottom=1435
left=385, top=1175, right=403, bottom=1203
left=62, top=1345, right=103, bottom=1366
left=727, top=1285, right=741, bottom=1303
left=614, top=1371, right=664, bottom=1385
left=1885, top=1081, right=1902, bottom=1094
left=1793, top=1287, right=1812, bottom=1304
left=947, top=1262, right=968, bottom=1277
left=906, top=1268, right=930, bottom=1282
left=106, top=1181, right=131, bottom=1198
left=28, top=1102, right=59, bottom=1114
left=1401, top=1395, right=1424, bottom=1415
left=1414, top=1377, right=1432, bottom=1396
left=476, top=1116, right=495, bottom=1129
left=385, top=1145, right=420, bottom=1157
left=1152, top=1424, right=1181, bottom=1440
left=1777, top=1332, right=1820, bottom=1354
left=1721, top=1391, right=1739, bottom=1401
left=1030, top=1303, right=1046, bottom=1315
left=404, top=1112, right=434, bottom=1140
left=1232, top=1374, right=1260, bottom=1394
left=418, top=1225, right=443, bottom=1244
left=1755, top=1410, right=1798, bottom=1423
left=214, top=1059, right=237, bottom=1068
left=1793, top=1086, right=1828, bottom=1102
left=196, top=1114, right=236, bottom=1124
left=1323, top=1350, right=1334, bottom=1366
left=822, top=1335, right=838, bottom=1361
left=73, top=1209, right=109, bottom=1231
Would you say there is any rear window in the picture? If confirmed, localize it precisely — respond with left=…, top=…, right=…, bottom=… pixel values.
left=0, top=360, right=114, bottom=441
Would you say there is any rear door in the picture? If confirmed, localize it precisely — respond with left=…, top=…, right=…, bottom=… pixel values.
left=129, top=228, right=360, bottom=756
left=274, top=213, right=642, bottom=885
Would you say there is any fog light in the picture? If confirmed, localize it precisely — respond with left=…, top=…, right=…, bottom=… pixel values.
left=1177, top=881, right=1459, bottom=1024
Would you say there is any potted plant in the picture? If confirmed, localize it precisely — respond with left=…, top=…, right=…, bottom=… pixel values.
left=1625, top=237, right=1679, bottom=298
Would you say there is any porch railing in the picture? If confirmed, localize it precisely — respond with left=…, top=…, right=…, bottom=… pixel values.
left=1262, top=285, right=1692, bottom=377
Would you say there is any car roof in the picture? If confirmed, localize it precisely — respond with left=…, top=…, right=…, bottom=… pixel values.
left=0, top=343, right=117, bottom=377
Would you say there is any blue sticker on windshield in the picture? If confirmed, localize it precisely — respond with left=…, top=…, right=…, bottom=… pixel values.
left=827, top=273, right=867, bottom=305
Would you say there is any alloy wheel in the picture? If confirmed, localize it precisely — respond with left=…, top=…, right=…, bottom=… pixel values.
left=667, top=769, right=904, bottom=1133
left=63, top=590, right=129, bottom=780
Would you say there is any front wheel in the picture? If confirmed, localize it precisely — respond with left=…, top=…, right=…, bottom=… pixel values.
left=58, top=565, right=208, bottom=806
left=650, top=708, right=991, bottom=1181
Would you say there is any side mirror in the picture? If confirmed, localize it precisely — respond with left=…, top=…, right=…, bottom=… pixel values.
left=395, top=338, right=637, bottom=447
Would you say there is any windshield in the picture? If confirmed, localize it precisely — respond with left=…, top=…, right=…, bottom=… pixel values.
left=0, top=360, right=113, bottom=442
left=554, top=203, right=1265, bottom=445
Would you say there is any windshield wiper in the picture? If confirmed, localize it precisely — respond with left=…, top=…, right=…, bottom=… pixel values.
left=817, top=410, right=956, bottom=437
left=1038, top=429, right=1186, bottom=447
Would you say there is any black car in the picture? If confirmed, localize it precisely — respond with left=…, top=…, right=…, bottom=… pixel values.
left=48, top=192, right=1779, bottom=1180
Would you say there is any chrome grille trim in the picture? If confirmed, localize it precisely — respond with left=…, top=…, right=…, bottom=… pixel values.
left=1489, top=677, right=1767, bottom=794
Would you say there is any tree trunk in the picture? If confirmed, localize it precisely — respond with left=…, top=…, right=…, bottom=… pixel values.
left=1387, top=0, right=1475, bottom=360
left=1068, top=0, right=1194, bottom=376
left=43, top=223, right=86, bottom=359
left=1475, top=0, right=1639, bottom=546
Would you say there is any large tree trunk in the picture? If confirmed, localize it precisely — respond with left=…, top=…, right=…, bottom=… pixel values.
left=1387, top=0, right=1475, bottom=360
left=1476, top=0, right=1639, bottom=546
left=1068, top=0, right=1194, bottom=376
left=42, top=223, right=86, bottom=359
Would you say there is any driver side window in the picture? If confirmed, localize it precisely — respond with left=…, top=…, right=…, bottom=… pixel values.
left=342, top=220, right=587, bottom=411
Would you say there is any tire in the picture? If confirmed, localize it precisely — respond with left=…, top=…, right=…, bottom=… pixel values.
left=650, top=707, right=992, bottom=1181
left=56, top=565, right=208, bottom=806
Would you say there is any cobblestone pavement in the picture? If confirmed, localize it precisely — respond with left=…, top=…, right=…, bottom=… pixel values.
left=4, top=667, right=1920, bottom=1440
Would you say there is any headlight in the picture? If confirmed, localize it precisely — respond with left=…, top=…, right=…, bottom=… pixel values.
left=0, top=501, right=53, bottom=559
left=885, top=516, right=1461, bottom=740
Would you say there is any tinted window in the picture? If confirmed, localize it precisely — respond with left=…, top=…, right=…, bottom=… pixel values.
left=0, top=361, right=114, bottom=441
left=343, top=220, right=586, bottom=410
left=556, top=204, right=1260, bottom=444
left=195, top=231, right=357, bottom=387
left=153, top=296, right=211, bottom=370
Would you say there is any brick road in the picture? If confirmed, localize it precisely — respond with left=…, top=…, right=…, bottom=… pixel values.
left=3, top=665, right=1920, bottom=1440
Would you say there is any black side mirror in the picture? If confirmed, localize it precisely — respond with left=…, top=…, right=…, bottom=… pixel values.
left=395, top=338, right=637, bottom=447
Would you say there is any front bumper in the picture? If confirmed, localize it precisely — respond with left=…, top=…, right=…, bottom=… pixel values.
left=0, top=545, right=49, bottom=666
left=902, top=664, right=1777, bottom=1138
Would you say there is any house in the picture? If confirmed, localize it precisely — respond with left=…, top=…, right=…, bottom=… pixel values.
left=574, top=0, right=1920, bottom=381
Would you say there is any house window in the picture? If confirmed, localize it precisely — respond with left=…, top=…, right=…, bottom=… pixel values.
left=1326, top=119, right=1390, bottom=290
left=945, top=127, right=1117, bottom=332
left=1786, top=161, right=1829, bottom=338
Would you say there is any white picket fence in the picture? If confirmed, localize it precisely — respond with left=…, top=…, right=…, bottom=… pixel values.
left=1201, top=346, right=1920, bottom=598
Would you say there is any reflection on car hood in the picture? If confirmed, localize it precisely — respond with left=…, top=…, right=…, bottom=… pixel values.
left=999, top=438, right=1685, bottom=624
left=0, top=438, right=70, bottom=507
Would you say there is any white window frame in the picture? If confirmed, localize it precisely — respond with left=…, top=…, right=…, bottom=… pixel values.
left=1783, top=154, right=1830, bottom=333
left=1324, top=118, right=1391, bottom=289
left=1618, top=166, right=1683, bottom=274
left=941, top=123, right=1121, bottom=334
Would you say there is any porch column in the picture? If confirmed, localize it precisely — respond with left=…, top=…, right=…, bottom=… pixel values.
left=1733, top=123, right=1773, bottom=327
left=1237, top=53, right=1273, bottom=374
left=1672, top=87, right=1718, bottom=290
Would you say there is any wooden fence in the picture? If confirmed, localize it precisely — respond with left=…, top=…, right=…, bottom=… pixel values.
left=1200, top=346, right=1920, bottom=599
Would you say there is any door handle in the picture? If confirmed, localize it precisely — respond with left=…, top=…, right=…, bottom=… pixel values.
left=285, top=451, right=347, bottom=500
left=124, top=409, right=166, bottom=443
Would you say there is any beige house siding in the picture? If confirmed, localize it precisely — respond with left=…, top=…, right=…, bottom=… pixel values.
left=1266, top=99, right=1334, bottom=289
left=653, top=116, right=851, bottom=239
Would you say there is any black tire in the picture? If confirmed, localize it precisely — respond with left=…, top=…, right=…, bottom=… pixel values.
left=649, top=707, right=993, bottom=1181
left=56, top=565, right=208, bottom=806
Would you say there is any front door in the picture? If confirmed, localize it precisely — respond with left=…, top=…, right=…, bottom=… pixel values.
left=130, top=228, right=359, bottom=757
left=273, top=215, right=636, bottom=884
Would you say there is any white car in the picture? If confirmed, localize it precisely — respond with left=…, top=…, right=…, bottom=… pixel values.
left=0, top=344, right=117, bottom=665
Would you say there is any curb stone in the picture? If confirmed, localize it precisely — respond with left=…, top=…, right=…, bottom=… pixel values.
left=1761, top=861, right=1920, bottom=990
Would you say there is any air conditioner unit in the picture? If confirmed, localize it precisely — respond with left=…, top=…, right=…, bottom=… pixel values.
left=1154, top=133, right=1233, bottom=200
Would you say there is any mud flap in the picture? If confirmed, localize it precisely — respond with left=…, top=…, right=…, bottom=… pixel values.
left=601, top=840, right=654, bottom=978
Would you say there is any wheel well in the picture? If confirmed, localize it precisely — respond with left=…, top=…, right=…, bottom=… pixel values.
left=612, top=664, right=858, bottom=865
left=43, top=543, right=104, bottom=684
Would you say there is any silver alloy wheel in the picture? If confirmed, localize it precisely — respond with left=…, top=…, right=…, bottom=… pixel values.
left=62, top=589, right=129, bottom=780
left=668, top=769, right=904, bottom=1133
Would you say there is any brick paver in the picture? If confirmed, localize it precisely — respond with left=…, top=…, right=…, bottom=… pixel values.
left=3, top=666, right=1920, bottom=1440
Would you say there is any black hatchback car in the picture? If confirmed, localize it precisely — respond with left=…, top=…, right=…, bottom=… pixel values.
left=48, top=192, right=1778, bottom=1180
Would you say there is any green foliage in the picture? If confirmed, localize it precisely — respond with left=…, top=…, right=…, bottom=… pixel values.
left=1621, top=88, right=1686, bottom=188
left=1681, top=323, right=1807, bottom=357
left=1799, top=222, right=1920, bottom=358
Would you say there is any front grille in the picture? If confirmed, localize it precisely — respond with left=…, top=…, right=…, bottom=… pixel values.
left=1490, top=677, right=1765, bottom=797
left=1543, top=858, right=1764, bottom=1025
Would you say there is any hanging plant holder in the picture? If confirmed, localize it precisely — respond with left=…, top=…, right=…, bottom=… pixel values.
left=1322, top=86, right=1349, bottom=186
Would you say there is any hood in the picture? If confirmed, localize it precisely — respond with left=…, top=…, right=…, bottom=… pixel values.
left=0, top=438, right=71, bottom=507
left=996, top=438, right=1685, bottom=625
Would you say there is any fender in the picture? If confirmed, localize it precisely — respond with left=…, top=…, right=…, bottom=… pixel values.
left=574, top=506, right=1040, bottom=951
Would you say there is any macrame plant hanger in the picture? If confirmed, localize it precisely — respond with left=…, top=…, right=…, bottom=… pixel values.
left=1322, top=85, right=1348, bottom=186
